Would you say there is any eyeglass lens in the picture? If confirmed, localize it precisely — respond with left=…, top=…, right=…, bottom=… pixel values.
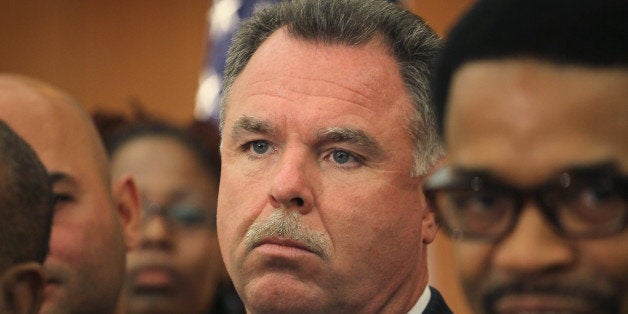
left=428, top=163, right=626, bottom=241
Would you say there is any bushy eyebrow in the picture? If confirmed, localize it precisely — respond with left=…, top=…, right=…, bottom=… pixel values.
left=317, top=127, right=383, bottom=159
left=231, top=116, right=277, bottom=141
left=229, top=117, right=383, bottom=158
left=453, top=160, right=619, bottom=179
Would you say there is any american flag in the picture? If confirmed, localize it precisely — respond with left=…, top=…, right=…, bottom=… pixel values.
left=195, top=0, right=280, bottom=120
left=195, top=0, right=399, bottom=121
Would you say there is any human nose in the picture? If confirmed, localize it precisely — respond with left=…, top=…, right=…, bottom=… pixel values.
left=139, top=206, right=174, bottom=250
left=492, top=202, right=575, bottom=273
left=268, top=147, right=314, bottom=214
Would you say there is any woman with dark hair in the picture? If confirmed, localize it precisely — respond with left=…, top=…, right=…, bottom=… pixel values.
left=96, top=114, right=243, bottom=314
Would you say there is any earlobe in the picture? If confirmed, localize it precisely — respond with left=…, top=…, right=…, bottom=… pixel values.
left=421, top=156, right=447, bottom=244
left=0, top=262, right=45, bottom=314
left=112, top=174, right=142, bottom=250
left=421, top=203, right=439, bottom=244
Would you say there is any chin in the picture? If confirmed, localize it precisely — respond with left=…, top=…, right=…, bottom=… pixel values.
left=243, top=275, right=328, bottom=314
left=246, top=300, right=324, bottom=314
left=125, top=299, right=180, bottom=314
left=39, top=291, right=68, bottom=314
left=38, top=301, right=59, bottom=314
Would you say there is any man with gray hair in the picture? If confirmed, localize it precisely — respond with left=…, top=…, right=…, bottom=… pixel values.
left=216, top=0, right=451, bottom=313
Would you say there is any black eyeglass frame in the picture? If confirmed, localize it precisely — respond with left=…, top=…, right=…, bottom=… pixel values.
left=424, top=163, right=628, bottom=242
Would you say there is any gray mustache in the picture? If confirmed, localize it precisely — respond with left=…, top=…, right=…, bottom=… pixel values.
left=244, top=209, right=331, bottom=260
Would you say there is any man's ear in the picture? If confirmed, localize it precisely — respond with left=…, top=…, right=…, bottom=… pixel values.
left=421, top=199, right=439, bottom=245
left=421, top=154, right=447, bottom=245
left=0, top=262, right=45, bottom=314
left=112, top=174, right=141, bottom=250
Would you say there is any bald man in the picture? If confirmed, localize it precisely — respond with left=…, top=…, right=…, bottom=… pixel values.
left=0, top=74, right=141, bottom=314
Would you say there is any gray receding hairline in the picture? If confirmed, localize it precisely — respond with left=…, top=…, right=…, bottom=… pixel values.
left=219, top=0, right=443, bottom=176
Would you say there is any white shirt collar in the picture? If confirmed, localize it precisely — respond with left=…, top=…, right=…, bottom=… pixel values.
left=407, top=285, right=431, bottom=314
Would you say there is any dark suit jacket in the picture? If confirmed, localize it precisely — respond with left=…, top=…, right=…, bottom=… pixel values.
left=423, top=286, right=453, bottom=314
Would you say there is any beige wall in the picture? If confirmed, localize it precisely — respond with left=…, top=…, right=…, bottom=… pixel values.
left=0, top=0, right=473, bottom=125
left=405, top=0, right=474, bottom=36
left=0, top=0, right=209, bottom=125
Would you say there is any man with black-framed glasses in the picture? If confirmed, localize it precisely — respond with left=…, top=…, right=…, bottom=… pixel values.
left=429, top=0, right=628, bottom=313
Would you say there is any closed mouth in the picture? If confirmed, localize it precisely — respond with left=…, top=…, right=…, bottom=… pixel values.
left=45, top=278, right=61, bottom=285
left=43, top=277, right=63, bottom=299
left=44, top=276, right=63, bottom=288
left=129, top=266, right=178, bottom=296
left=256, top=236, right=316, bottom=254
left=492, top=293, right=601, bottom=314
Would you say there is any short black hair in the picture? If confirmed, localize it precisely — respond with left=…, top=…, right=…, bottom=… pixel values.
left=0, top=120, right=54, bottom=270
left=432, top=0, right=628, bottom=136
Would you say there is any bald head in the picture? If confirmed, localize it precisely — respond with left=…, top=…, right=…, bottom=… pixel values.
left=0, top=74, right=111, bottom=187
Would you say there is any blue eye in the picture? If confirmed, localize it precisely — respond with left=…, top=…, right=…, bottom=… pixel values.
left=331, top=150, right=353, bottom=164
left=250, top=140, right=270, bottom=154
